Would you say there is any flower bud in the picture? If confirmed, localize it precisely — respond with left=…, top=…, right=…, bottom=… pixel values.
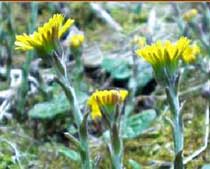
left=183, top=9, right=198, bottom=22
left=132, top=35, right=146, bottom=48
left=70, top=34, right=85, bottom=49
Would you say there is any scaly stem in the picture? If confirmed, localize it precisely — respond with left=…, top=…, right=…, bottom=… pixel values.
left=110, top=124, right=123, bottom=169
left=60, top=77, right=90, bottom=169
left=166, top=86, right=184, bottom=169
left=65, top=79, right=83, bottom=127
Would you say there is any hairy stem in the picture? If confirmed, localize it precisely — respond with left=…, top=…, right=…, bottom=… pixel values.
left=55, top=53, right=90, bottom=169
left=166, top=86, right=184, bottom=169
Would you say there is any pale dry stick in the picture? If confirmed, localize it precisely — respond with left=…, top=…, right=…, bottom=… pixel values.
left=149, top=160, right=172, bottom=168
left=183, top=101, right=209, bottom=164
left=136, top=83, right=204, bottom=103
left=147, top=7, right=156, bottom=36
left=101, top=76, right=113, bottom=89
left=0, top=99, right=11, bottom=120
left=90, top=3, right=123, bottom=32
left=0, top=138, right=23, bottom=169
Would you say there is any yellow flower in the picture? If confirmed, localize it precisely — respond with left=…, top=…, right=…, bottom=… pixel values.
left=132, top=35, right=146, bottom=48
left=176, top=37, right=190, bottom=54
left=70, top=34, right=84, bottom=48
left=183, top=9, right=198, bottom=22
left=87, top=89, right=128, bottom=120
left=15, top=14, right=74, bottom=56
left=136, top=40, right=178, bottom=69
left=182, top=44, right=200, bottom=63
left=136, top=37, right=199, bottom=82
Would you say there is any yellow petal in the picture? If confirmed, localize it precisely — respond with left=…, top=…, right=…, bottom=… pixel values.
left=59, top=18, right=74, bottom=38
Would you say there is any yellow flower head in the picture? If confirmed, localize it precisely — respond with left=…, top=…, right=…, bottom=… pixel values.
left=87, top=89, right=128, bottom=120
left=70, top=34, right=85, bottom=48
left=183, top=9, right=198, bottom=22
left=132, top=35, right=146, bottom=48
left=136, top=37, right=200, bottom=83
left=15, top=14, right=74, bottom=56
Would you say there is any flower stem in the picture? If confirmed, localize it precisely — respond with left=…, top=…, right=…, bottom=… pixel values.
left=111, top=153, right=122, bottom=169
left=110, top=124, right=123, bottom=169
left=54, top=52, right=90, bottom=169
left=80, top=141, right=91, bottom=169
left=166, top=86, right=184, bottom=169
left=62, top=79, right=91, bottom=169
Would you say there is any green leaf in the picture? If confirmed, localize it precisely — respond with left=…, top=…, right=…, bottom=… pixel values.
left=28, top=93, right=70, bottom=120
left=128, top=159, right=142, bottom=169
left=28, top=89, right=88, bottom=120
left=123, top=109, right=157, bottom=139
left=59, top=146, right=81, bottom=162
left=102, top=58, right=132, bottom=80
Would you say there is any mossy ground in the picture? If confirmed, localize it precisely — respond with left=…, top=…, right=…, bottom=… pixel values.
left=1, top=94, right=209, bottom=169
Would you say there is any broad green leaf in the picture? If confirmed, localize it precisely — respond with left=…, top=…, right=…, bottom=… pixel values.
left=28, top=93, right=70, bottom=120
left=59, top=146, right=80, bottom=162
left=128, top=159, right=142, bottom=169
left=28, top=89, right=88, bottom=120
left=123, top=109, right=157, bottom=139
left=102, top=58, right=132, bottom=80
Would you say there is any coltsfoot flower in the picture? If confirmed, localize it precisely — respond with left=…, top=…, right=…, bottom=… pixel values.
left=15, top=14, right=74, bottom=56
left=70, top=34, right=84, bottom=48
left=87, top=89, right=128, bottom=120
left=136, top=37, right=200, bottom=84
left=183, top=9, right=198, bottom=22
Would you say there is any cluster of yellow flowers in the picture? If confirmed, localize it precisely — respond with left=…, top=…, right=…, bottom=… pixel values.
left=136, top=37, right=199, bottom=65
left=15, top=14, right=200, bottom=121
left=87, top=89, right=128, bottom=120
left=15, top=14, right=74, bottom=56
left=136, top=37, right=200, bottom=75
